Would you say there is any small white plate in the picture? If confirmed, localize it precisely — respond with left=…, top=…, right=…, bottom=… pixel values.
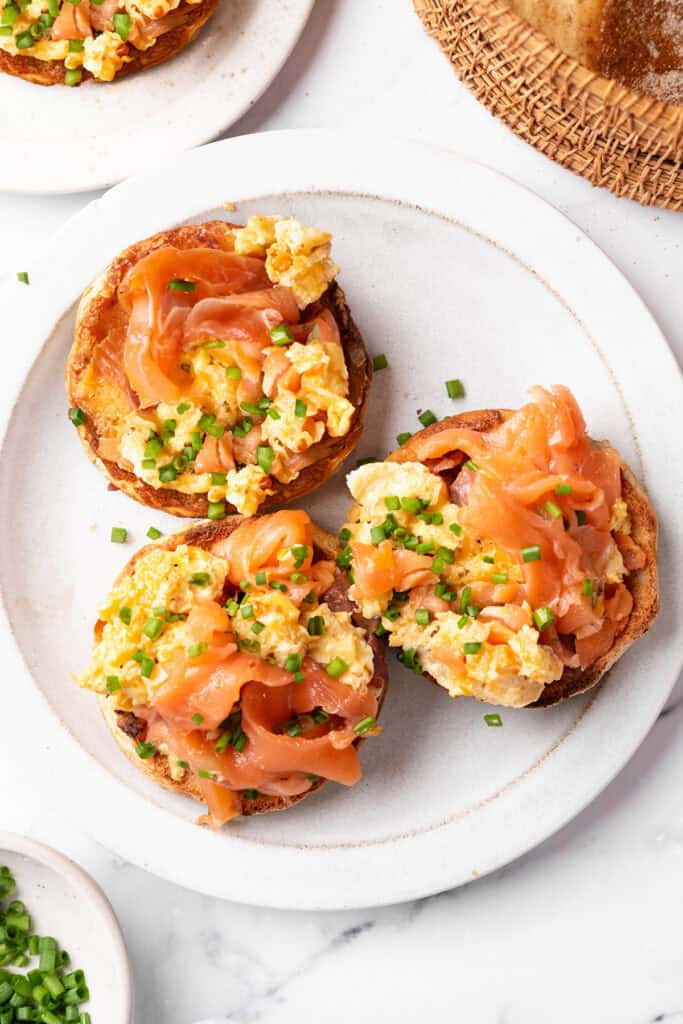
left=0, top=0, right=312, bottom=194
left=0, top=832, right=132, bottom=1022
left=1, top=132, right=681, bottom=910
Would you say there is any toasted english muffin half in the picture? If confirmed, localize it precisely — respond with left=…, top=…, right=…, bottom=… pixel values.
left=341, top=389, right=658, bottom=709
left=0, top=0, right=218, bottom=87
left=86, top=513, right=388, bottom=825
left=66, top=219, right=372, bottom=519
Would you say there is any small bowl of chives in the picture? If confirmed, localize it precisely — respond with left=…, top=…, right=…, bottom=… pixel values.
left=0, top=832, right=132, bottom=1023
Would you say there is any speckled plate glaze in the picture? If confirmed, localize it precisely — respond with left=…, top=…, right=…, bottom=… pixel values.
left=0, top=0, right=313, bottom=194
left=1, top=132, right=681, bottom=910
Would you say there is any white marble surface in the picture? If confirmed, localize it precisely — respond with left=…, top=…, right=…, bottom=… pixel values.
left=1, top=1, right=682, bottom=1021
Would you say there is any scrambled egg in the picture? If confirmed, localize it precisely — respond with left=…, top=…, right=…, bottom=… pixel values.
left=79, top=545, right=227, bottom=709
left=343, top=460, right=562, bottom=708
left=234, top=216, right=339, bottom=308
left=303, top=603, right=374, bottom=692
left=81, top=544, right=374, bottom=712
left=82, top=31, right=129, bottom=81
left=260, top=340, right=355, bottom=480
left=388, top=611, right=562, bottom=707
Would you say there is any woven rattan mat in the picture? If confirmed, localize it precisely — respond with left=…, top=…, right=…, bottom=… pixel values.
left=414, top=0, right=683, bottom=210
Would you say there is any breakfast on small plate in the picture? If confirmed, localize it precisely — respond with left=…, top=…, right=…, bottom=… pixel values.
left=78, top=509, right=387, bottom=827
left=341, top=386, right=658, bottom=709
left=0, top=0, right=218, bottom=86
left=508, top=0, right=683, bottom=104
left=66, top=217, right=371, bottom=518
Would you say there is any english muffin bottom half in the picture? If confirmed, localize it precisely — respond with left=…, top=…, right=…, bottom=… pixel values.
left=66, top=217, right=372, bottom=519
left=338, top=385, right=658, bottom=710
left=78, top=509, right=388, bottom=827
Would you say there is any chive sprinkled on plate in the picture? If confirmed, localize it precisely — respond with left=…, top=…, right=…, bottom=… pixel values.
left=372, top=354, right=388, bottom=371
left=16, top=270, right=29, bottom=284
left=484, top=713, right=503, bottom=727
left=445, top=378, right=464, bottom=398
left=146, top=526, right=162, bottom=540
left=110, top=527, right=127, bottom=544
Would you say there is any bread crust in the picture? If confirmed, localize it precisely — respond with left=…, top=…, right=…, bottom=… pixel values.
left=66, top=220, right=372, bottom=517
left=388, top=409, right=659, bottom=708
left=0, top=0, right=217, bottom=86
left=95, top=515, right=388, bottom=820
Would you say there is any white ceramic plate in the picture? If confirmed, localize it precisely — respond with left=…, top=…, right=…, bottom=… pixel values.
left=1, top=132, right=681, bottom=910
left=0, top=0, right=312, bottom=194
left=0, top=832, right=132, bottom=1022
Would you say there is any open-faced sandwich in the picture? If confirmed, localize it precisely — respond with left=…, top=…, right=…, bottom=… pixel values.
left=78, top=509, right=387, bottom=826
left=340, top=386, right=658, bottom=708
left=0, top=0, right=217, bottom=86
left=66, top=217, right=371, bottom=518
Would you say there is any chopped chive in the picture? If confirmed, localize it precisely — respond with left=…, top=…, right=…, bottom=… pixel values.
left=326, top=657, right=348, bottom=678
left=398, top=647, right=421, bottom=672
left=110, top=527, right=127, bottom=544
left=198, top=770, right=215, bottom=780
left=68, top=406, right=87, bottom=426
left=445, top=378, right=464, bottom=399
left=166, top=277, right=195, bottom=293
left=353, top=716, right=377, bottom=735
left=307, top=615, right=324, bottom=636
left=142, top=617, right=164, bottom=641
left=240, top=604, right=254, bottom=620
left=449, top=521, right=463, bottom=537
left=482, top=555, right=494, bottom=564
left=533, top=605, right=555, bottom=631
left=269, top=324, right=293, bottom=346
left=269, top=580, right=288, bottom=591
left=285, top=652, right=302, bottom=673
left=192, top=713, right=204, bottom=725
left=576, top=510, right=587, bottom=526
left=415, top=608, right=431, bottom=626
left=457, top=614, right=469, bottom=628
left=436, top=546, right=454, bottom=564
left=208, top=501, right=226, bottom=520
left=464, top=460, right=478, bottom=472
left=136, top=741, right=156, bottom=759
left=16, top=270, right=29, bottom=284
left=176, top=402, right=190, bottom=414
left=15, top=29, right=34, bottom=47
left=372, top=354, right=388, bottom=371
left=188, top=642, right=208, bottom=658
left=251, top=621, right=265, bottom=635
left=294, top=398, right=307, bottom=418
left=119, top=606, right=132, bottom=625
left=521, top=544, right=541, bottom=563
left=139, top=655, right=154, bottom=677
left=556, top=483, right=572, bottom=495
left=105, top=675, right=120, bottom=693
left=202, top=339, right=225, bottom=349
left=459, top=586, right=472, bottom=613
left=158, top=464, right=178, bottom=483
left=545, top=500, right=562, bottom=519
left=112, top=10, right=131, bottom=39
left=256, top=444, right=274, bottom=474
left=416, top=540, right=434, bottom=555
left=491, top=571, right=508, bottom=584
left=290, top=572, right=307, bottom=583
left=144, top=435, right=163, bottom=459
left=214, top=733, right=230, bottom=752
left=176, top=759, right=189, bottom=769
left=146, top=526, right=162, bottom=540
left=463, top=642, right=482, bottom=655
left=226, top=365, right=242, bottom=380
left=418, top=409, right=437, bottom=427
left=484, top=713, right=503, bottom=727
left=384, top=495, right=401, bottom=511
left=396, top=432, right=412, bottom=446
left=400, top=496, right=422, bottom=515
left=582, top=578, right=594, bottom=597
left=189, top=572, right=211, bottom=586
left=370, top=525, right=386, bottom=546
